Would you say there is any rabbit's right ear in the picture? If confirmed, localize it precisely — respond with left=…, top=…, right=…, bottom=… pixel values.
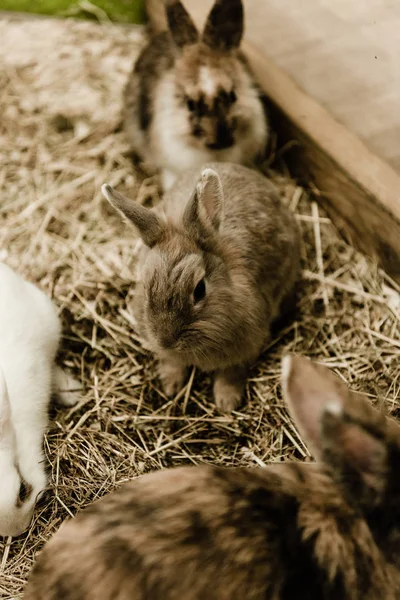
left=0, top=368, right=15, bottom=452
left=165, top=0, right=199, bottom=48
left=102, top=185, right=164, bottom=248
left=282, top=356, right=388, bottom=506
left=202, top=0, right=244, bottom=52
left=183, top=168, right=224, bottom=235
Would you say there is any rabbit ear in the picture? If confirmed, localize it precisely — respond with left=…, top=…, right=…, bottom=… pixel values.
left=281, top=355, right=345, bottom=459
left=102, top=185, right=164, bottom=248
left=0, top=368, right=15, bottom=452
left=282, top=355, right=388, bottom=505
left=202, top=0, right=244, bottom=52
left=165, top=0, right=199, bottom=48
left=184, top=169, right=224, bottom=234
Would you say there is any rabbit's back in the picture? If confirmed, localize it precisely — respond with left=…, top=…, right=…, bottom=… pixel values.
left=24, top=466, right=290, bottom=600
left=218, top=164, right=300, bottom=306
left=163, top=163, right=300, bottom=310
left=24, top=464, right=379, bottom=600
left=163, top=163, right=283, bottom=222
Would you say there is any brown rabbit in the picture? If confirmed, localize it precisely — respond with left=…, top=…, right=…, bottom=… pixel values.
left=124, top=0, right=269, bottom=190
left=24, top=356, right=400, bottom=599
left=102, top=163, right=300, bottom=412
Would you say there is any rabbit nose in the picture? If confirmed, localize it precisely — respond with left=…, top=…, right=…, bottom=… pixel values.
left=207, top=123, right=234, bottom=150
left=158, top=331, right=178, bottom=350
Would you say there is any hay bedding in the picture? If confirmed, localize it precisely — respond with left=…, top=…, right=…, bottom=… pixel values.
left=0, top=14, right=399, bottom=599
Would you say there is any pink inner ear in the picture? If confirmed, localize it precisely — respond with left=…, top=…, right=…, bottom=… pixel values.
left=288, top=391, right=328, bottom=457
left=0, top=378, right=11, bottom=424
left=197, top=169, right=223, bottom=229
left=0, top=372, right=14, bottom=449
left=282, top=356, right=346, bottom=458
left=0, top=414, right=15, bottom=452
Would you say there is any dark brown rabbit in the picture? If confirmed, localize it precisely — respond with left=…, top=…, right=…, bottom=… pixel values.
left=124, top=0, right=269, bottom=190
left=102, top=163, right=300, bottom=412
left=24, top=356, right=400, bottom=599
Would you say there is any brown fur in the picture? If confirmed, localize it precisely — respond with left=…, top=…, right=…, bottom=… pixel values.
left=102, top=163, right=301, bottom=412
left=24, top=357, right=400, bottom=599
left=123, top=0, right=268, bottom=190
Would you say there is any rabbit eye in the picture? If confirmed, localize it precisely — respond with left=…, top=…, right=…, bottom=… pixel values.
left=229, top=90, right=237, bottom=103
left=19, top=481, right=28, bottom=502
left=193, top=279, right=206, bottom=304
left=17, top=480, right=32, bottom=506
left=186, top=98, right=196, bottom=112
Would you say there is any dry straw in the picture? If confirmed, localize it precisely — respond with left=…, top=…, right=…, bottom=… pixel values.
left=0, top=15, right=399, bottom=599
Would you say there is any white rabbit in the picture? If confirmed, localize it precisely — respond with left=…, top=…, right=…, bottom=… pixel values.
left=0, top=262, right=80, bottom=537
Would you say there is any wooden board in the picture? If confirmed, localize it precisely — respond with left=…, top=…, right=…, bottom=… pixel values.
left=145, top=0, right=400, bottom=279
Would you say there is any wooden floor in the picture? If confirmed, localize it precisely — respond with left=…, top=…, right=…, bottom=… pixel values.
left=185, top=0, right=400, bottom=175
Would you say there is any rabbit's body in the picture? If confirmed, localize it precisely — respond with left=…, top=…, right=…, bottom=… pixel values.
left=138, top=163, right=298, bottom=370
left=24, top=357, right=400, bottom=599
left=124, top=0, right=268, bottom=190
left=0, top=263, right=79, bottom=537
left=22, top=465, right=389, bottom=600
left=103, top=163, right=300, bottom=411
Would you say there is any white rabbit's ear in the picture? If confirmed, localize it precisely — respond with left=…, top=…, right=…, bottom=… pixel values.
left=0, top=368, right=15, bottom=452
left=102, top=184, right=165, bottom=248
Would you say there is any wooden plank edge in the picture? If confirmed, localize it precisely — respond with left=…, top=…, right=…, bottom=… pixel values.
left=152, top=0, right=400, bottom=278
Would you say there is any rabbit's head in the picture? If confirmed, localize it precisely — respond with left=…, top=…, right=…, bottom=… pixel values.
left=102, top=170, right=260, bottom=371
left=165, top=0, right=264, bottom=154
left=0, top=368, right=43, bottom=537
left=282, top=355, right=400, bottom=577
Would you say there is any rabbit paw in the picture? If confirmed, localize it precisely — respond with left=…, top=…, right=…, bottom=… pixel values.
left=213, top=367, right=247, bottom=413
left=158, top=360, right=187, bottom=397
left=213, top=380, right=242, bottom=413
left=53, top=366, right=81, bottom=407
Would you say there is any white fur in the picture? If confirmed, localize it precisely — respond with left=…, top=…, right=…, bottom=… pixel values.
left=0, top=263, right=78, bottom=537
left=280, top=355, right=293, bottom=398
left=199, top=66, right=217, bottom=97
left=151, top=71, right=268, bottom=191
left=325, top=401, right=343, bottom=417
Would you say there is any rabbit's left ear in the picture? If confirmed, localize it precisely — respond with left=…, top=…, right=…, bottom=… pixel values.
left=202, top=0, right=244, bottom=52
left=282, top=355, right=389, bottom=506
left=165, top=0, right=199, bottom=48
left=183, top=168, right=224, bottom=234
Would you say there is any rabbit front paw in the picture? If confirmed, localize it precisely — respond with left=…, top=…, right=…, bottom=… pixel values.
left=213, top=366, right=247, bottom=413
left=157, top=360, right=187, bottom=397
left=53, top=366, right=81, bottom=407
